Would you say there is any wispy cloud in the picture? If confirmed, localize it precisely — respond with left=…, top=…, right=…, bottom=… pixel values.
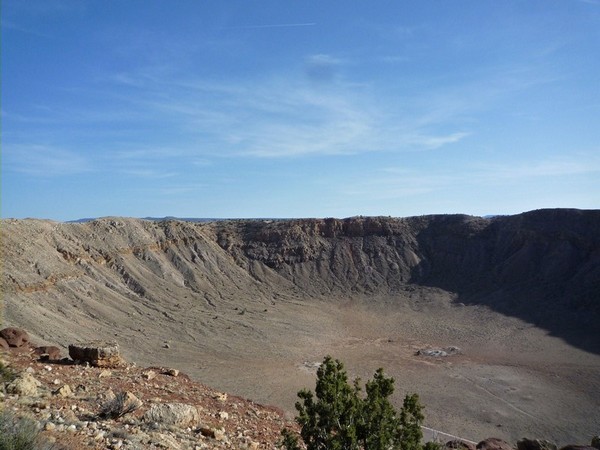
left=378, top=55, right=410, bottom=64
left=304, top=54, right=344, bottom=83
left=364, top=154, right=600, bottom=201
left=101, top=65, right=474, bottom=159
left=153, top=183, right=208, bottom=196
left=4, top=144, right=91, bottom=176
left=4, top=51, right=555, bottom=174
left=472, top=157, right=600, bottom=181
left=119, top=169, right=177, bottom=179
left=402, top=132, right=471, bottom=150
left=0, top=19, right=52, bottom=38
left=217, top=22, right=316, bottom=30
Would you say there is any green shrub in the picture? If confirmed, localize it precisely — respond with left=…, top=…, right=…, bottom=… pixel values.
left=0, top=410, right=51, bottom=450
left=98, top=391, right=140, bottom=419
left=281, top=356, right=426, bottom=450
left=0, top=361, right=16, bottom=385
left=423, top=441, right=443, bottom=450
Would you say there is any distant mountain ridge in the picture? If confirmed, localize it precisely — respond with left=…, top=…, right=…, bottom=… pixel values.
left=68, top=216, right=295, bottom=223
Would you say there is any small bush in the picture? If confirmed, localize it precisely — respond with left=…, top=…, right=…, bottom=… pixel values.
left=0, top=361, right=16, bottom=385
left=0, top=410, right=54, bottom=450
left=98, top=391, right=140, bottom=419
left=424, top=442, right=443, bottom=450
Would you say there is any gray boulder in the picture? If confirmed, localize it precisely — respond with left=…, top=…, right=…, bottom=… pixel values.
left=6, top=372, right=41, bottom=396
left=143, top=402, right=199, bottom=428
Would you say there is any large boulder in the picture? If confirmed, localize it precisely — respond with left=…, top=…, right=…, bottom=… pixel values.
left=0, top=328, right=30, bottom=348
left=34, top=346, right=62, bottom=361
left=517, top=439, right=557, bottom=450
left=446, top=440, right=477, bottom=450
left=477, top=438, right=514, bottom=450
left=6, top=372, right=41, bottom=396
left=143, top=402, right=199, bottom=428
left=68, top=341, right=124, bottom=368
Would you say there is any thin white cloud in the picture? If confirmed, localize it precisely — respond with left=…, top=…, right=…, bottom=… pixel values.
left=305, top=54, right=344, bottom=83
left=10, top=54, right=553, bottom=169
left=4, top=144, right=90, bottom=176
left=379, top=55, right=410, bottom=64
left=305, top=54, right=343, bottom=66
left=403, top=132, right=471, bottom=150
left=102, top=68, right=472, bottom=159
left=119, top=169, right=177, bottom=179
left=473, top=157, right=600, bottom=181
left=346, top=154, right=600, bottom=203
left=0, top=19, right=52, bottom=37
left=218, top=22, right=316, bottom=30
left=154, top=184, right=207, bottom=196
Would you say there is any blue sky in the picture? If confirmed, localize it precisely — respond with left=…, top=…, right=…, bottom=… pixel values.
left=2, top=1, right=599, bottom=220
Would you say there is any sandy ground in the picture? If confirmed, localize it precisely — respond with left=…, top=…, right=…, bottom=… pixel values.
left=180, top=295, right=600, bottom=445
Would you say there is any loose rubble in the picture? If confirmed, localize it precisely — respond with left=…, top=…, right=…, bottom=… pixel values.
left=1, top=327, right=290, bottom=449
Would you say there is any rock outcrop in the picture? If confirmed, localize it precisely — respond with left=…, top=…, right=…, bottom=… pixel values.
left=0, top=327, right=30, bottom=348
left=68, top=341, right=124, bottom=368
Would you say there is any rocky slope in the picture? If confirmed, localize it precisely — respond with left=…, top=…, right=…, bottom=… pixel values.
left=4, top=209, right=599, bottom=319
left=2, top=208, right=600, bottom=443
left=1, top=334, right=290, bottom=449
left=209, top=209, right=600, bottom=348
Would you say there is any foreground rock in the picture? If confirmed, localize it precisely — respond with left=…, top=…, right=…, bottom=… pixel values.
left=0, top=327, right=30, bottom=347
left=34, top=345, right=62, bottom=361
left=477, top=438, right=514, bottom=450
left=1, top=340, right=291, bottom=449
left=143, top=402, right=199, bottom=427
left=6, top=372, right=42, bottom=396
left=518, top=438, right=558, bottom=450
left=446, top=440, right=477, bottom=450
left=68, top=341, right=124, bottom=368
